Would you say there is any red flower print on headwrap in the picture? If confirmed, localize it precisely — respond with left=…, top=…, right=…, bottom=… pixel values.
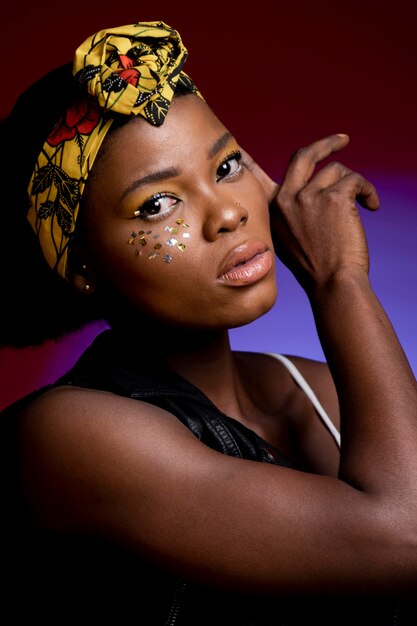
left=47, top=98, right=101, bottom=146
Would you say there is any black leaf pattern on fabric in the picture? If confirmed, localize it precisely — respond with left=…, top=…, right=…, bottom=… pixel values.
left=38, top=201, right=55, bottom=220
left=75, top=65, right=101, bottom=86
left=56, top=204, right=73, bottom=235
left=144, top=96, right=169, bottom=126
left=52, top=168, right=80, bottom=212
left=32, top=164, right=55, bottom=195
left=103, top=72, right=125, bottom=93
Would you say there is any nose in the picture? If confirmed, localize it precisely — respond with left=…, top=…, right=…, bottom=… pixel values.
left=202, top=194, right=249, bottom=242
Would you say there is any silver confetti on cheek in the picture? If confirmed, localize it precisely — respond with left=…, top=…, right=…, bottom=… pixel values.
left=148, top=252, right=159, bottom=260
left=153, top=234, right=160, bottom=239
left=166, top=238, right=178, bottom=247
left=182, top=232, right=190, bottom=239
left=163, top=254, right=173, bottom=263
left=177, top=243, right=186, bottom=252
left=135, top=249, right=142, bottom=257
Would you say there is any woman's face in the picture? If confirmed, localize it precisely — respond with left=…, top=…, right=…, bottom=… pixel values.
left=81, top=94, right=277, bottom=330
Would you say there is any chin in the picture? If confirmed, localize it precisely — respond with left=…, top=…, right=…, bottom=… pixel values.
left=224, top=286, right=278, bottom=330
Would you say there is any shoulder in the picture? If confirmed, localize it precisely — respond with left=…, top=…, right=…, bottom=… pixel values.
left=18, top=384, right=197, bottom=458
left=234, top=350, right=339, bottom=430
left=279, top=354, right=340, bottom=430
left=233, top=351, right=340, bottom=474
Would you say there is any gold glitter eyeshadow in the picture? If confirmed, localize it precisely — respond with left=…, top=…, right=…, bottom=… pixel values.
left=177, top=243, right=186, bottom=252
left=139, top=237, right=147, bottom=246
left=183, top=223, right=190, bottom=228
left=163, top=254, right=173, bottom=263
left=175, top=218, right=184, bottom=225
left=171, top=227, right=179, bottom=235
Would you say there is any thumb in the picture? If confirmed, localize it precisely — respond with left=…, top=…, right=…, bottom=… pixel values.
left=241, top=149, right=279, bottom=204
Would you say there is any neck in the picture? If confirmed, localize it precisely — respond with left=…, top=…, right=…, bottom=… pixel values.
left=110, top=321, right=250, bottom=420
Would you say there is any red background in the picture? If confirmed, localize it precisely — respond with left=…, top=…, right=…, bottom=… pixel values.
left=1, top=0, right=416, bottom=409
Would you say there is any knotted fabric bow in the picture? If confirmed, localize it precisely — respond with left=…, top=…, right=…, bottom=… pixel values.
left=27, top=21, right=202, bottom=278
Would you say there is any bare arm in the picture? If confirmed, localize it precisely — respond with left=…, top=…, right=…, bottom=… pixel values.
left=267, top=134, right=417, bottom=491
left=19, top=380, right=417, bottom=598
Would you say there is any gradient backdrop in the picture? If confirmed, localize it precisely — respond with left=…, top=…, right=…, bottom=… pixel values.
left=1, top=0, right=416, bottom=410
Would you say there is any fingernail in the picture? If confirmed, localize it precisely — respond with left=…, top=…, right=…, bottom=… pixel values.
left=336, top=133, right=349, bottom=138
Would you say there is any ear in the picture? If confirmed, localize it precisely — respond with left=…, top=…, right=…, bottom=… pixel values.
left=68, top=245, right=97, bottom=295
left=70, top=265, right=97, bottom=295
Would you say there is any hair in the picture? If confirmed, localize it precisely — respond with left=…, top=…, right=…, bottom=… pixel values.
left=0, top=64, right=194, bottom=347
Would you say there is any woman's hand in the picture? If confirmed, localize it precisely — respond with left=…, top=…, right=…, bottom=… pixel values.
left=268, top=134, right=380, bottom=293
left=241, top=148, right=279, bottom=203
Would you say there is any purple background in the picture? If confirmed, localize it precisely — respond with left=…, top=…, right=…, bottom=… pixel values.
left=1, top=0, right=416, bottom=410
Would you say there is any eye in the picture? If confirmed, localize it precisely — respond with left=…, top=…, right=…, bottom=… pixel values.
left=216, top=151, right=243, bottom=182
left=134, top=193, right=180, bottom=222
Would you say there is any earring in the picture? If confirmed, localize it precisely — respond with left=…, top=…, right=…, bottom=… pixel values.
left=83, top=283, right=91, bottom=292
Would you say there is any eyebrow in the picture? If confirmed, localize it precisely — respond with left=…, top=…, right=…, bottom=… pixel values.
left=119, top=167, right=179, bottom=202
left=119, top=131, right=235, bottom=203
left=208, top=131, right=234, bottom=159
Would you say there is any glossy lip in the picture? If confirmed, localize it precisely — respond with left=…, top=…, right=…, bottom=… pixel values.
left=216, top=240, right=273, bottom=286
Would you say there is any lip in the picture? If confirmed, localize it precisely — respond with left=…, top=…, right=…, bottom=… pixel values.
left=216, top=240, right=273, bottom=286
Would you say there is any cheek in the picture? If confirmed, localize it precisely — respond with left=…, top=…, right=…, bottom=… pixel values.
left=125, top=217, right=192, bottom=265
left=92, top=215, right=197, bottom=297
left=102, top=217, right=207, bottom=323
left=242, top=177, right=271, bottom=221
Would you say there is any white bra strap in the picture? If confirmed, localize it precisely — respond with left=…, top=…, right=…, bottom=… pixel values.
left=266, top=353, right=341, bottom=449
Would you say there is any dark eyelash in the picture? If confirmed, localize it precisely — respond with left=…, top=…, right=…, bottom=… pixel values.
left=220, top=150, right=242, bottom=168
left=134, top=192, right=169, bottom=215
left=131, top=193, right=179, bottom=223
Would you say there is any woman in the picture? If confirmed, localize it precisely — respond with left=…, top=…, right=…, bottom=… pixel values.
left=1, top=20, right=416, bottom=625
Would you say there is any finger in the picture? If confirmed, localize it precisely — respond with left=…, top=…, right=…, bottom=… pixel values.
left=283, top=134, right=350, bottom=190
left=325, top=171, right=380, bottom=211
left=240, top=148, right=279, bottom=203
left=305, top=161, right=353, bottom=191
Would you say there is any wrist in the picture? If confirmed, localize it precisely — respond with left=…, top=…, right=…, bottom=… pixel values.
left=308, top=265, right=372, bottom=306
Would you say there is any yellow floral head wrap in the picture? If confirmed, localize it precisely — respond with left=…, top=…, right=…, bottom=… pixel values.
left=27, top=21, right=203, bottom=279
